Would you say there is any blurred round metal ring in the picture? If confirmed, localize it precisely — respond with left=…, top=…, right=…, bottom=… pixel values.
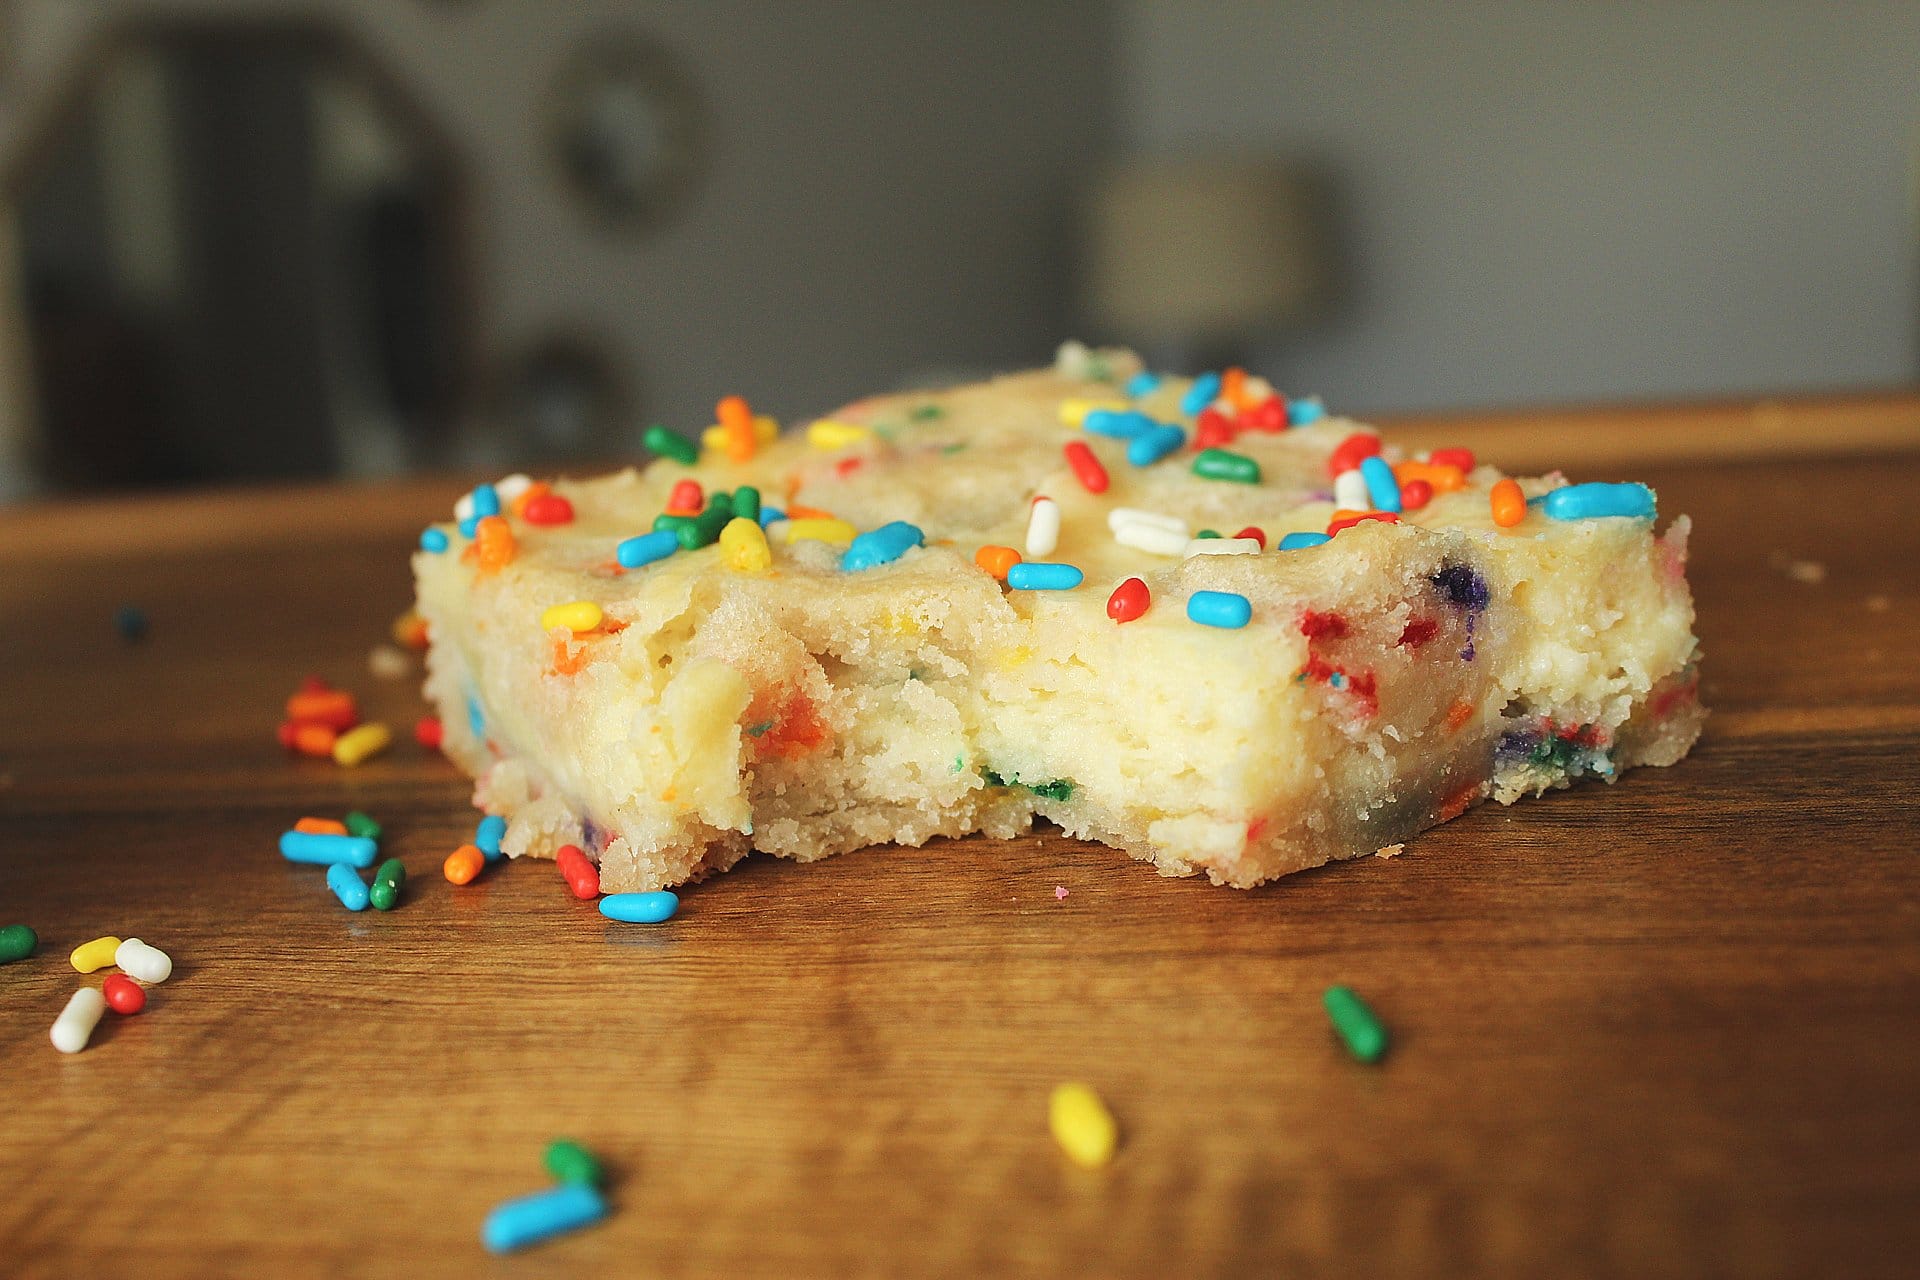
left=546, top=32, right=705, bottom=235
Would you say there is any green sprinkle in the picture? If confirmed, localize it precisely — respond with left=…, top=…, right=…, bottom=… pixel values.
left=678, top=507, right=731, bottom=550
left=1192, top=448, right=1261, bottom=484
left=709, top=491, right=734, bottom=518
left=344, top=811, right=382, bottom=841
left=653, top=513, right=697, bottom=533
left=952, top=755, right=965, bottom=773
left=369, top=858, right=406, bottom=912
left=0, top=923, right=37, bottom=964
left=545, top=1138, right=604, bottom=1188
left=644, top=424, right=699, bottom=466
left=733, top=486, right=761, bottom=523
left=1196, top=529, right=1222, bottom=540
left=1323, top=986, right=1389, bottom=1063
left=745, top=720, right=774, bottom=738
left=939, top=442, right=968, bottom=455
left=910, top=403, right=944, bottom=421
left=980, top=769, right=1073, bottom=801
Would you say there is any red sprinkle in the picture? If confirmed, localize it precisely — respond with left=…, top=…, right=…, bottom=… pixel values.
left=102, top=973, right=146, bottom=1015
left=556, top=844, right=600, bottom=899
left=1327, top=511, right=1401, bottom=536
left=1194, top=407, right=1236, bottom=449
left=1300, top=610, right=1349, bottom=640
left=1328, top=432, right=1382, bottom=477
left=1107, top=576, right=1150, bottom=623
left=1400, top=478, right=1434, bottom=511
left=1063, top=440, right=1110, bottom=493
left=414, top=716, right=444, bottom=750
left=285, top=689, right=359, bottom=730
left=1428, top=447, right=1475, bottom=472
left=1233, top=525, right=1266, bottom=549
left=522, top=493, right=575, bottom=526
left=1397, top=617, right=1440, bottom=649
left=666, top=479, right=703, bottom=515
left=1242, top=395, right=1289, bottom=432
left=276, top=720, right=300, bottom=751
left=834, top=456, right=865, bottom=478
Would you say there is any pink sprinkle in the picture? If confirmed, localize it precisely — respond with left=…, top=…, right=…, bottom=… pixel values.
left=1054, top=885, right=1068, bottom=900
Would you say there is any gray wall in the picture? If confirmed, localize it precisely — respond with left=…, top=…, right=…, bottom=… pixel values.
left=1119, top=1, right=1920, bottom=413
left=0, top=0, right=1113, bottom=488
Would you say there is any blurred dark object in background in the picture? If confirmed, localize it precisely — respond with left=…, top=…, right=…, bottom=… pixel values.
left=8, top=22, right=464, bottom=492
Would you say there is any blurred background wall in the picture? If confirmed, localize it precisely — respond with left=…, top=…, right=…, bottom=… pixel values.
left=0, top=0, right=1914, bottom=501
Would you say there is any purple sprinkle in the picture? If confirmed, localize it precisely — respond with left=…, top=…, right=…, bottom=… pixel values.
left=1496, top=726, right=1543, bottom=763
left=1431, top=563, right=1490, bottom=611
left=580, top=818, right=605, bottom=853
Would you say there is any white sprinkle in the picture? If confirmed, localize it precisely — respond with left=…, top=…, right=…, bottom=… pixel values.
left=454, top=492, right=476, bottom=522
left=494, top=473, right=534, bottom=504
left=1184, top=537, right=1262, bottom=557
left=1114, top=522, right=1189, bottom=556
left=1054, top=340, right=1093, bottom=379
left=1334, top=468, right=1371, bottom=511
left=51, top=988, right=106, bottom=1053
left=114, top=939, right=172, bottom=985
left=368, top=644, right=413, bottom=680
left=1026, top=496, right=1061, bottom=557
left=1107, top=507, right=1187, bottom=536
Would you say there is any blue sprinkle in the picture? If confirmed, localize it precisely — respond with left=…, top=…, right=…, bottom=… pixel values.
left=1187, top=590, right=1253, bottom=629
left=599, top=891, right=680, bottom=923
left=482, top=1183, right=608, bottom=1254
left=616, top=529, right=678, bottom=569
left=1359, top=455, right=1402, bottom=513
left=1180, top=372, right=1222, bottom=417
left=280, top=831, right=378, bottom=868
left=326, top=863, right=369, bottom=911
left=420, top=527, right=449, bottom=553
left=1542, top=482, right=1656, bottom=521
left=841, top=521, right=924, bottom=572
left=1006, top=561, right=1084, bottom=591
left=458, top=517, right=480, bottom=538
left=1083, top=408, right=1156, bottom=438
left=758, top=506, right=786, bottom=528
left=1125, top=371, right=1160, bottom=398
left=1288, top=397, right=1326, bottom=427
left=470, top=485, right=501, bottom=519
left=467, top=694, right=486, bottom=738
left=114, top=605, right=148, bottom=641
left=475, top=814, right=507, bottom=861
left=1279, top=532, right=1332, bottom=550
left=1126, top=424, right=1186, bottom=466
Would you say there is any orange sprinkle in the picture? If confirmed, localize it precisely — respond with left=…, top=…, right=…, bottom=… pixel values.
left=1327, top=510, right=1400, bottom=536
left=1443, top=700, right=1475, bottom=733
left=974, top=545, right=1021, bottom=580
left=292, top=723, right=338, bottom=757
left=511, top=480, right=551, bottom=519
left=443, top=844, right=485, bottom=885
left=1438, top=780, right=1485, bottom=822
left=391, top=610, right=430, bottom=651
left=473, top=515, right=517, bottom=572
left=1220, top=366, right=1249, bottom=410
left=294, top=817, right=348, bottom=836
left=718, top=395, right=756, bottom=463
left=1490, top=478, right=1527, bottom=528
left=785, top=504, right=837, bottom=521
left=1395, top=461, right=1467, bottom=494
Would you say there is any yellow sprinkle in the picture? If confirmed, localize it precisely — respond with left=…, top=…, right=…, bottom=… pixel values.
left=1058, top=397, right=1128, bottom=428
left=807, top=419, right=871, bottom=450
left=782, top=517, right=857, bottom=546
left=1048, top=1082, right=1118, bottom=1168
left=70, top=936, right=122, bottom=974
left=332, top=723, right=392, bottom=767
left=700, top=416, right=780, bottom=452
left=719, top=517, right=772, bottom=572
left=540, top=600, right=604, bottom=633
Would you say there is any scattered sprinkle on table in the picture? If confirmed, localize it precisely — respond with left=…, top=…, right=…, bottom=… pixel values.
left=0, top=923, right=36, bottom=964
left=1048, top=1082, right=1118, bottom=1168
left=482, top=1183, right=609, bottom=1254
left=1323, top=985, right=1389, bottom=1063
left=1054, top=885, right=1069, bottom=901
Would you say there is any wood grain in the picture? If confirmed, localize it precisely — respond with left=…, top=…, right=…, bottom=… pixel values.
left=2, top=404, right=1918, bottom=1279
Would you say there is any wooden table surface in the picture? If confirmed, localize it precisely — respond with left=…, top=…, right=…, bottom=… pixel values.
left=2, top=396, right=1918, bottom=1279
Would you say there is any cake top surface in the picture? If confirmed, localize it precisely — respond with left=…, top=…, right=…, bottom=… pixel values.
left=422, top=343, right=1661, bottom=630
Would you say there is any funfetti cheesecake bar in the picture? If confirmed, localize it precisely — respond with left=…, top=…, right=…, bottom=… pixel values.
left=413, top=343, right=1704, bottom=893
